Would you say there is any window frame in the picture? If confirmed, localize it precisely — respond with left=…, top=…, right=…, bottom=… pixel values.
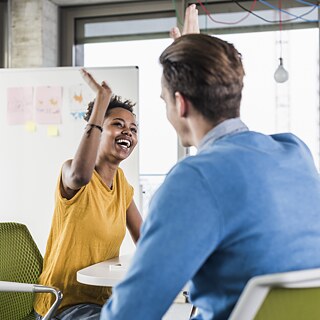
left=59, top=0, right=179, bottom=66
left=0, top=0, right=9, bottom=68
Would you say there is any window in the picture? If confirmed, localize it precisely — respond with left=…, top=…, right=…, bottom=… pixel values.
left=226, top=28, right=319, bottom=168
left=84, top=38, right=175, bottom=216
left=190, top=28, right=319, bottom=172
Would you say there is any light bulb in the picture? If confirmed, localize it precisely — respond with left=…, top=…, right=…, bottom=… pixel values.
left=274, top=57, right=289, bottom=83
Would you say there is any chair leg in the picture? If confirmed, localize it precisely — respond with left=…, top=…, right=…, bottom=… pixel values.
left=183, top=291, right=198, bottom=319
left=189, top=305, right=198, bottom=319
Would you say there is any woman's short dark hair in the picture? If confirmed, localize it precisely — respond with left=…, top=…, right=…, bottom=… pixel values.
left=159, top=33, right=245, bottom=123
left=83, top=95, right=136, bottom=122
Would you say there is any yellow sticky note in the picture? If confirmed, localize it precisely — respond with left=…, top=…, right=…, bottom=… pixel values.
left=47, top=125, right=59, bottom=137
left=25, top=121, right=36, bottom=133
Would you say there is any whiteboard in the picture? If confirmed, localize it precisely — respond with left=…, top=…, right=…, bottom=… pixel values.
left=0, top=66, right=139, bottom=255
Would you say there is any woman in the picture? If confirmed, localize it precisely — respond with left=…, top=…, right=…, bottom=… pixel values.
left=34, top=69, right=142, bottom=320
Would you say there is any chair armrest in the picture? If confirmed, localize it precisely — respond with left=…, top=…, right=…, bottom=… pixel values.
left=0, top=281, right=34, bottom=292
left=0, top=281, right=63, bottom=320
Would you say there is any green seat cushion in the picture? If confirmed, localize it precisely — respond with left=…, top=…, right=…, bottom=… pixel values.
left=255, top=287, right=320, bottom=320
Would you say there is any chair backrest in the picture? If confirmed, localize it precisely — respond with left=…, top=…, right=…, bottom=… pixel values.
left=228, top=268, right=320, bottom=320
left=0, top=222, right=43, bottom=320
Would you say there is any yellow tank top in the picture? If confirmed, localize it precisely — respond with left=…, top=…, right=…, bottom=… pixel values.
left=34, top=168, right=133, bottom=316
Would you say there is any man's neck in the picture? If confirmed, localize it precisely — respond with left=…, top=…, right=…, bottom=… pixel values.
left=189, top=116, right=226, bottom=148
left=197, top=118, right=249, bottom=153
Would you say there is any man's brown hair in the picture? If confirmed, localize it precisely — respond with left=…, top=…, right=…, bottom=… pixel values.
left=159, top=33, right=245, bottom=123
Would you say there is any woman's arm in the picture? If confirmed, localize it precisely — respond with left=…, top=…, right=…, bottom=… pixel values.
left=61, top=69, right=112, bottom=199
left=126, top=199, right=143, bottom=244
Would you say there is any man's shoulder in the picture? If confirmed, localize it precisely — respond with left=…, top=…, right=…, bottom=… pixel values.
left=170, top=152, right=222, bottom=179
left=270, top=132, right=305, bottom=144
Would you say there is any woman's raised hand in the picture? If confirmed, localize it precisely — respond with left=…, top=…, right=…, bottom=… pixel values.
left=80, top=68, right=112, bottom=102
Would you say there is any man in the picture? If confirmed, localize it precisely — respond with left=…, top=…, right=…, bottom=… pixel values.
left=100, top=5, right=320, bottom=320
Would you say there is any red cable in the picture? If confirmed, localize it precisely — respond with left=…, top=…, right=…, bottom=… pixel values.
left=196, top=0, right=257, bottom=25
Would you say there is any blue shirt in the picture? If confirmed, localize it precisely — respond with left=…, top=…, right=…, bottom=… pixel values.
left=101, top=119, right=320, bottom=320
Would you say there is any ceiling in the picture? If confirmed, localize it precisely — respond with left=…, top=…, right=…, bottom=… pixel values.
left=49, top=0, right=320, bottom=9
left=50, top=0, right=153, bottom=6
left=49, top=0, right=251, bottom=7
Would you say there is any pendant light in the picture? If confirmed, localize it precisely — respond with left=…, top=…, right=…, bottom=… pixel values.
left=274, top=0, right=289, bottom=83
left=274, top=57, right=289, bottom=83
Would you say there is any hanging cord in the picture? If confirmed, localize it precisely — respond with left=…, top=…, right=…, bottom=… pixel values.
left=196, top=0, right=257, bottom=25
left=234, top=0, right=317, bottom=23
left=259, top=0, right=318, bottom=22
left=279, top=0, right=283, bottom=58
left=175, top=0, right=317, bottom=27
left=294, top=0, right=320, bottom=6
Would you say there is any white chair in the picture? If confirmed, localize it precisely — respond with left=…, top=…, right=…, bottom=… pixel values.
left=228, top=268, right=320, bottom=320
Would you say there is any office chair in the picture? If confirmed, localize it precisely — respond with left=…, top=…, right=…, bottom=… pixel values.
left=0, top=222, right=62, bottom=320
left=228, top=267, right=320, bottom=320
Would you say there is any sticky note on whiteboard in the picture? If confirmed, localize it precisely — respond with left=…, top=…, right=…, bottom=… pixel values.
left=47, top=125, right=59, bottom=137
left=25, top=121, right=36, bottom=133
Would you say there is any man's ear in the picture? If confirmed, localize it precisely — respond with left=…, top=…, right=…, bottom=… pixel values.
left=175, top=91, right=189, bottom=118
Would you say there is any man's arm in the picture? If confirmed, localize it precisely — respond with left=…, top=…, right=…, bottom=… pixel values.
left=100, top=162, right=222, bottom=319
left=170, top=4, right=199, bottom=40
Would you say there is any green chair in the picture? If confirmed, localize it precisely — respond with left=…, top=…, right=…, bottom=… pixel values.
left=0, top=222, right=63, bottom=320
left=228, top=268, right=320, bottom=320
